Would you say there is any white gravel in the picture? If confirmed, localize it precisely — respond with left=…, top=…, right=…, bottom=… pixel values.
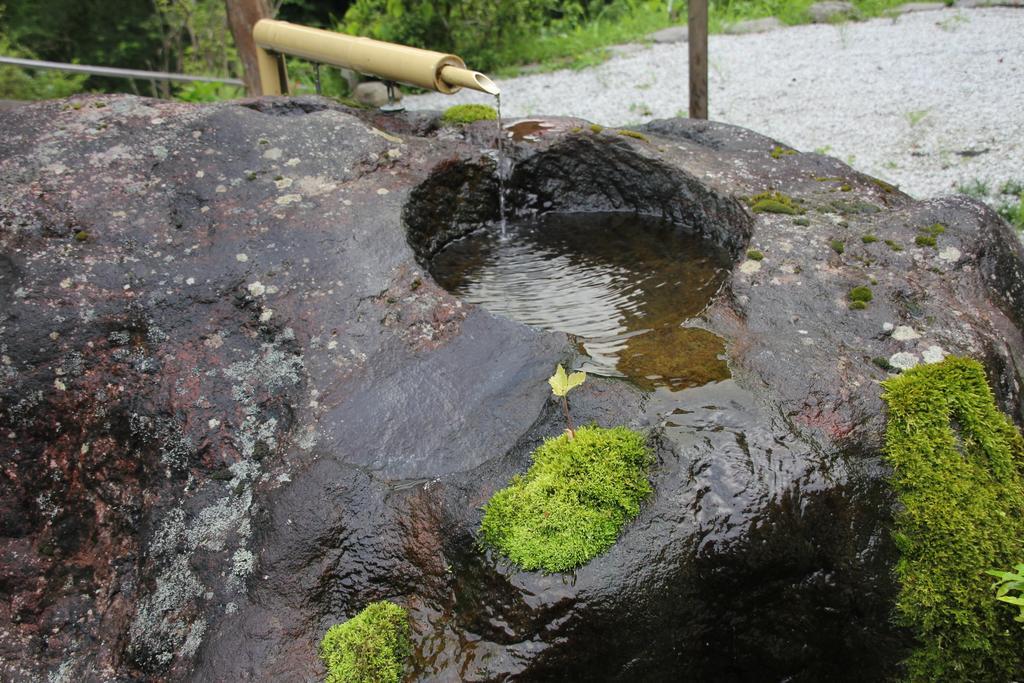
left=407, top=7, right=1024, bottom=201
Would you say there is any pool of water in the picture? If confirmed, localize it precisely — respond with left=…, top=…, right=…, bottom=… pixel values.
left=429, top=212, right=732, bottom=392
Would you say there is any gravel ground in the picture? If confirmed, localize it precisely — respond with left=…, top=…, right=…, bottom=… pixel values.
left=407, top=7, right=1024, bottom=202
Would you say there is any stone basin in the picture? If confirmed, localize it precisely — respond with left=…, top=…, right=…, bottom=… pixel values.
left=0, top=95, right=1022, bottom=681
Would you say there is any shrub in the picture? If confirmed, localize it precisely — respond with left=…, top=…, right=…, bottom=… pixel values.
left=341, top=0, right=550, bottom=72
left=480, top=425, right=652, bottom=573
left=319, top=601, right=411, bottom=683
left=881, top=357, right=1024, bottom=680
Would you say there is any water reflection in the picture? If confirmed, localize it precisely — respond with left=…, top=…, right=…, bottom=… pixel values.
left=429, top=212, right=731, bottom=391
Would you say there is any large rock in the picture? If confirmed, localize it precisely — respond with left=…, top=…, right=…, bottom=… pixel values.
left=1, top=95, right=1022, bottom=681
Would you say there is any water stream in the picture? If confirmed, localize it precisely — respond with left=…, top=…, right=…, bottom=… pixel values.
left=493, top=94, right=508, bottom=236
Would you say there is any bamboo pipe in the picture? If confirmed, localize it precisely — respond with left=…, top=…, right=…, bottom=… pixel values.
left=252, top=19, right=500, bottom=97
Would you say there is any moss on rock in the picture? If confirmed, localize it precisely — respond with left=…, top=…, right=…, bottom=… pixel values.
left=319, top=601, right=410, bottom=683
left=480, top=425, right=652, bottom=573
left=881, top=357, right=1024, bottom=681
left=617, top=129, right=649, bottom=142
left=770, top=145, right=797, bottom=159
left=748, top=190, right=805, bottom=215
left=441, top=104, right=497, bottom=125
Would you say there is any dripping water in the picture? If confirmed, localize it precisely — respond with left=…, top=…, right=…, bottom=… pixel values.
left=494, top=93, right=508, bottom=237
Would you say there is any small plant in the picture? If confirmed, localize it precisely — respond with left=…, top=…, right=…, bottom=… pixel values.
left=862, top=234, right=878, bottom=244
left=915, top=235, right=936, bottom=247
left=884, top=239, right=903, bottom=252
left=441, top=104, right=497, bottom=125
left=589, top=123, right=604, bottom=134
left=549, top=364, right=586, bottom=439
left=987, top=564, right=1024, bottom=623
left=905, top=109, right=930, bottom=127
left=319, top=601, right=410, bottom=683
left=830, top=239, right=845, bottom=255
left=956, top=178, right=990, bottom=199
left=746, top=249, right=764, bottom=261
left=628, top=101, right=653, bottom=117
left=996, top=193, right=1024, bottom=232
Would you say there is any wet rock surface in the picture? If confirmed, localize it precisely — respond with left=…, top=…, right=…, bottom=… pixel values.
left=1, top=95, right=1022, bottom=681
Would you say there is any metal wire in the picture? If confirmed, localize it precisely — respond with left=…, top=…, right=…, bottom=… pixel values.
left=0, top=55, right=244, bottom=85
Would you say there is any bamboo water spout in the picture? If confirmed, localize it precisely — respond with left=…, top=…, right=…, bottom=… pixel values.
left=252, top=19, right=500, bottom=97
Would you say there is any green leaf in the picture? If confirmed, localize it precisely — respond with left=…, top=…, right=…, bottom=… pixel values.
left=548, top=364, right=586, bottom=397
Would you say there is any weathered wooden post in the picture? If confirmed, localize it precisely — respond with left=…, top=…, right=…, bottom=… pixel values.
left=688, top=0, right=708, bottom=119
left=224, top=0, right=271, bottom=95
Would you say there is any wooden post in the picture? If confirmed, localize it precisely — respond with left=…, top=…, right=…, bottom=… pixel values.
left=225, top=0, right=271, bottom=95
left=688, top=0, right=708, bottom=120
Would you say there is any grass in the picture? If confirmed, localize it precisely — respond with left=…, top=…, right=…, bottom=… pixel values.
left=708, top=0, right=927, bottom=32
left=488, top=0, right=922, bottom=77
left=957, top=178, right=990, bottom=199
left=319, top=601, right=410, bottom=683
left=995, top=181, right=1024, bottom=233
left=905, top=109, right=930, bottom=127
left=480, top=425, right=652, bottom=573
left=998, top=196, right=1024, bottom=232
left=881, top=357, right=1024, bottom=681
left=490, top=4, right=676, bottom=76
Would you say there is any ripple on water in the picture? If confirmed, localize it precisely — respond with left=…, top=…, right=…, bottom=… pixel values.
left=429, top=212, right=732, bottom=392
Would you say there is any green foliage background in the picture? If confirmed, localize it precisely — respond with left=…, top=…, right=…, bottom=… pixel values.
left=0, top=0, right=924, bottom=100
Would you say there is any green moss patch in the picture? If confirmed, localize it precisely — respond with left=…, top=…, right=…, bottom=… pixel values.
left=480, top=425, right=652, bottom=573
left=746, top=249, right=764, bottom=261
left=748, top=191, right=805, bottom=215
left=441, top=104, right=497, bottom=125
left=589, top=123, right=604, bottom=134
left=861, top=234, right=878, bottom=244
left=915, top=235, right=936, bottom=247
left=871, top=177, right=897, bottom=193
left=881, top=357, right=1024, bottom=680
left=319, top=601, right=411, bottom=683
left=884, top=239, right=903, bottom=252
left=830, top=239, right=845, bottom=254
left=770, top=145, right=797, bottom=159
left=617, top=129, right=649, bottom=141
left=848, top=285, right=872, bottom=309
